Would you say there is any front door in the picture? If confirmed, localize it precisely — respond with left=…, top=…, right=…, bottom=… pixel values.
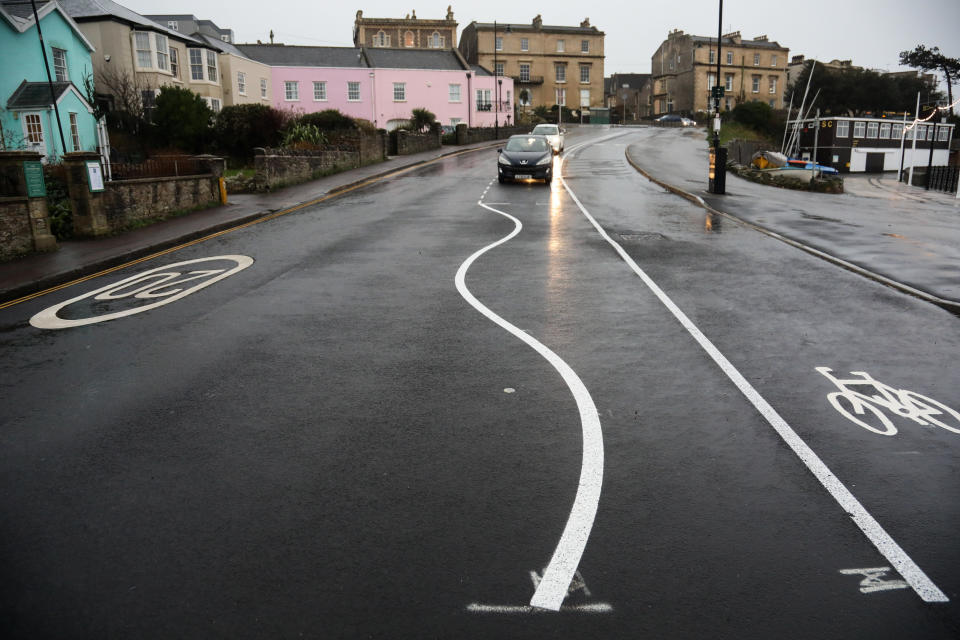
left=21, top=112, right=47, bottom=161
left=865, top=152, right=885, bottom=173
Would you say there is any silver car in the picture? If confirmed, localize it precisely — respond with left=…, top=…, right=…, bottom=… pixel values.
left=531, top=123, right=565, bottom=154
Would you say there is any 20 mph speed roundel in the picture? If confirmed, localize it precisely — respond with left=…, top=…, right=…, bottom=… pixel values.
left=30, top=255, right=254, bottom=330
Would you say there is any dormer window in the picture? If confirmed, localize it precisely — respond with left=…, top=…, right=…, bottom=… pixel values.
left=167, top=20, right=178, bottom=31
left=429, top=31, right=444, bottom=48
left=374, top=30, right=390, bottom=47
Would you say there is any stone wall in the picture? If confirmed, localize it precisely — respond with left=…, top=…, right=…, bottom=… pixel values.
left=394, top=129, right=441, bottom=155
left=102, top=176, right=221, bottom=229
left=455, top=124, right=527, bottom=145
left=0, top=151, right=57, bottom=261
left=253, top=131, right=387, bottom=191
left=64, top=152, right=226, bottom=237
left=0, top=197, right=33, bottom=262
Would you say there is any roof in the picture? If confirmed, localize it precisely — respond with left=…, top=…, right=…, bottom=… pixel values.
left=1, top=0, right=95, bottom=51
left=363, top=48, right=466, bottom=71
left=6, top=80, right=72, bottom=109
left=237, top=45, right=368, bottom=68
left=690, top=34, right=785, bottom=50
left=58, top=0, right=199, bottom=44
left=1, top=0, right=49, bottom=20
left=193, top=32, right=247, bottom=58
left=473, top=21, right=603, bottom=35
left=470, top=64, right=491, bottom=76
left=609, top=73, right=650, bottom=90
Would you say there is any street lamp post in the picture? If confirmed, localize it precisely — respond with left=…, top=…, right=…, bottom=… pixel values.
left=708, top=0, right=726, bottom=194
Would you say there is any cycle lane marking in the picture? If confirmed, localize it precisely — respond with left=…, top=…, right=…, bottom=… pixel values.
left=455, top=178, right=604, bottom=613
left=558, top=139, right=949, bottom=604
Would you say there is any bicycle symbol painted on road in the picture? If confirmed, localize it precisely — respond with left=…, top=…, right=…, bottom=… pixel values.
left=816, top=367, right=960, bottom=436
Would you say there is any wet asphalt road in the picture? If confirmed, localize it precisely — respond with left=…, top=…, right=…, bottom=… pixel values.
left=2, top=127, right=959, bottom=638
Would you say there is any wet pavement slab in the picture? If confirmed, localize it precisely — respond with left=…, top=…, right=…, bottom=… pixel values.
left=623, top=127, right=960, bottom=309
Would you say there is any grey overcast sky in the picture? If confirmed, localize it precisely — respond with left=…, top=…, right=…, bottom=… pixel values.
left=126, top=1, right=959, bottom=80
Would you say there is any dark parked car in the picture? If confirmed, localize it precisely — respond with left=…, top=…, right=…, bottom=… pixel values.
left=497, top=135, right=554, bottom=184
left=655, top=114, right=697, bottom=127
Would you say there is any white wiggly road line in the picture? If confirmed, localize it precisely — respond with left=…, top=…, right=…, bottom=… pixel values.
left=560, top=136, right=948, bottom=604
left=454, top=186, right=603, bottom=612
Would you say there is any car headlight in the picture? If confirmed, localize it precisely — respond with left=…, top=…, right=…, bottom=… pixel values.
left=498, top=154, right=511, bottom=165
left=536, top=155, right=552, bottom=165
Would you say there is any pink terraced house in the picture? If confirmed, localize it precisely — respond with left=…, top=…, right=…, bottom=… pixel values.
left=237, top=45, right=512, bottom=130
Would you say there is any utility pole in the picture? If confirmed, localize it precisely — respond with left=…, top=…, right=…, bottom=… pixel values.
left=30, top=0, right=67, bottom=157
left=908, top=92, right=920, bottom=186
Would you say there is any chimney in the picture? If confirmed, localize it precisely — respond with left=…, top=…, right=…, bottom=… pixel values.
left=754, top=34, right=768, bottom=42
left=532, top=14, right=542, bottom=29
left=580, top=17, right=590, bottom=28
left=722, top=30, right=741, bottom=44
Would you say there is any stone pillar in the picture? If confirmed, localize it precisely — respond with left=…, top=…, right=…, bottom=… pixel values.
left=63, top=151, right=110, bottom=237
left=0, top=150, right=58, bottom=256
left=456, top=123, right=468, bottom=145
left=193, top=154, right=225, bottom=177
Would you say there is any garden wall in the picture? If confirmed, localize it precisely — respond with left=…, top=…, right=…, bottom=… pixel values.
left=395, top=130, right=441, bottom=155
left=102, top=175, right=221, bottom=229
left=253, top=131, right=387, bottom=191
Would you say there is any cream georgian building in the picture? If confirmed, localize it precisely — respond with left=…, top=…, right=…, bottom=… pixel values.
left=459, top=15, right=605, bottom=115
left=651, top=29, right=789, bottom=115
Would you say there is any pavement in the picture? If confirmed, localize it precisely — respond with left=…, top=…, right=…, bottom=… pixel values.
left=2, top=127, right=958, bottom=312
left=620, top=126, right=960, bottom=312
left=0, top=139, right=504, bottom=305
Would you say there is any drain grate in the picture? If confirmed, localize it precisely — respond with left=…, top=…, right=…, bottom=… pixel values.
left=616, top=232, right=668, bottom=243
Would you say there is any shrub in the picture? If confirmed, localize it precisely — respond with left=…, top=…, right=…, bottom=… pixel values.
left=213, top=104, right=289, bottom=162
left=150, top=87, right=213, bottom=153
left=282, top=122, right=328, bottom=147
left=296, top=109, right=356, bottom=131
left=410, top=108, right=437, bottom=133
left=43, top=164, right=72, bottom=240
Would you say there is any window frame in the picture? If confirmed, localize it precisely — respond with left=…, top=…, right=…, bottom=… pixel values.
left=726, top=51, right=733, bottom=64
left=581, top=39, right=589, bottom=53
left=313, top=80, right=326, bottom=101
left=555, top=63, right=566, bottom=83
left=580, top=64, right=590, bottom=84
left=154, top=34, right=168, bottom=71
left=768, top=76, right=777, bottom=94
left=495, top=36, right=503, bottom=51
left=866, top=122, right=879, bottom=138
left=347, top=81, right=361, bottom=102
left=52, top=48, right=68, bottom=82
left=134, top=32, right=153, bottom=69
left=393, top=82, right=406, bottom=102
left=284, top=80, right=299, bottom=101
left=238, top=71, right=247, bottom=96
left=188, top=48, right=204, bottom=81
left=69, top=112, right=80, bottom=151
left=853, top=121, right=866, bottom=138
left=206, top=50, right=218, bottom=83
left=260, top=78, right=268, bottom=99
left=836, top=120, right=849, bottom=138
left=879, top=123, right=891, bottom=139
left=751, top=75, right=760, bottom=93
left=169, top=47, right=179, bottom=79
left=556, top=39, right=565, bottom=53
left=753, top=53, right=760, bottom=66
left=495, top=62, right=504, bottom=77
left=448, top=83, right=461, bottom=102
left=520, top=38, right=528, bottom=51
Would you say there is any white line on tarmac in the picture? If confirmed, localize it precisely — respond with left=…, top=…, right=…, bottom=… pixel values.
left=466, top=603, right=613, bottom=614
left=558, top=136, right=949, bottom=604
left=455, top=195, right=604, bottom=613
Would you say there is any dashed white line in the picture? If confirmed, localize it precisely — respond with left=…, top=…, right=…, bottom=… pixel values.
left=466, top=603, right=613, bottom=614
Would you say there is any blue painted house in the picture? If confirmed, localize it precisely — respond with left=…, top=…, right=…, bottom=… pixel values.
left=0, top=0, right=99, bottom=161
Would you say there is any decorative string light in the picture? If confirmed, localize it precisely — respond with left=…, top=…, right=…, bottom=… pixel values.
left=903, top=96, right=960, bottom=134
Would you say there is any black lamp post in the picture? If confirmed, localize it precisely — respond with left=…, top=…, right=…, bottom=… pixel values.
left=708, top=0, right=727, bottom=194
left=493, top=22, right=511, bottom=138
